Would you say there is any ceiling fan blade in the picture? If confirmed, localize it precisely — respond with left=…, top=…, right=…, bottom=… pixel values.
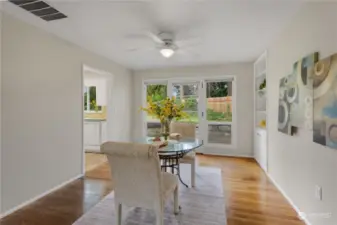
left=126, top=46, right=156, bottom=52
left=124, top=30, right=164, bottom=44
left=175, top=37, right=202, bottom=48
left=144, top=31, right=164, bottom=44
left=126, top=47, right=140, bottom=52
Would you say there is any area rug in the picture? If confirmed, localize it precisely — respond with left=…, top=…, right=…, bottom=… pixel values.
left=74, top=165, right=227, bottom=225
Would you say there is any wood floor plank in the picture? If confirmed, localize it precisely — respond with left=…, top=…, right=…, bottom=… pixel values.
left=0, top=154, right=305, bottom=225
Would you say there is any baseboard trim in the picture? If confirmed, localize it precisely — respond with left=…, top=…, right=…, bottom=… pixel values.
left=201, top=152, right=253, bottom=158
left=0, top=174, right=83, bottom=219
left=266, top=173, right=312, bottom=225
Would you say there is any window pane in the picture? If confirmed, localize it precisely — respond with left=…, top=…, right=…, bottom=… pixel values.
left=89, top=86, right=97, bottom=110
left=179, top=111, right=199, bottom=123
left=147, top=84, right=167, bottom=103
left=146, top=84, right=167, bottom=136
left=208, top=125, right=231, bottom=144
left=85, top=86, right=102, bottom=111
left=83, top=87, right=88, bottom=111
left=147, top=122, right=161, bottom=137
left=206, top=82, right=232, bottom=122
left=173, top=84, right=199, bottom=124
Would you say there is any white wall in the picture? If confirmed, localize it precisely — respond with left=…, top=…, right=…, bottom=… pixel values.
left=1, top=13, right=132, bottom=214
left=133, top=63, right=254, bottom=157
left=0, top=8, right=2, bottom=214
left=267, top=3, right=337, bottom=225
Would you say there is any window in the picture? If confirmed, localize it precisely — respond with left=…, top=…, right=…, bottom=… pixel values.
left=206, top=81, right=232, bottom=122
left=84, top=86, right=102, bottom=112
left=172, top=83, right=199, bottom=124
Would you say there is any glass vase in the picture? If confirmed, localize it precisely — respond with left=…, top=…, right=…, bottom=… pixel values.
left=161, top=119, right=171, bottom=140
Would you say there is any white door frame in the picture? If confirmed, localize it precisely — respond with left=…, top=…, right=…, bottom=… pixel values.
left=200, top=77, right=237, bottom=150
left=142, top=76, right=237, bottom=154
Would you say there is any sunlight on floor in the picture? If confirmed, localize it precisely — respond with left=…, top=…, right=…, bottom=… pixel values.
left=85, top=153, right=107, bottom=172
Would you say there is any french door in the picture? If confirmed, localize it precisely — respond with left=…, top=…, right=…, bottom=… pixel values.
left=143, top=77, right=235, bottom=153
left=200, top=79, right=235, bottom=149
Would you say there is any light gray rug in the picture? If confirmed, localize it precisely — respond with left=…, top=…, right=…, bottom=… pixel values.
left=73, top=165, right=227, bottom=225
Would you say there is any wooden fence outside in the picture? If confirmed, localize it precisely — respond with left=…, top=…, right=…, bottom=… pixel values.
left=207, top=96, right=232, bottom=113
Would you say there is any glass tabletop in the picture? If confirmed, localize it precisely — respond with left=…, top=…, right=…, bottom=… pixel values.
left=136, top=137, right=203, bottom=154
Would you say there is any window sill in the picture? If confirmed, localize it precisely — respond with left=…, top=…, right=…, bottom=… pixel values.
left=84, top=111, right=103, bottom=114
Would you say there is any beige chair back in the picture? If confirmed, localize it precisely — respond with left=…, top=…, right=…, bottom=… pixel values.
left=170, top=122, right=196, bottom=138
left=101, top=142, right=162, bottom=209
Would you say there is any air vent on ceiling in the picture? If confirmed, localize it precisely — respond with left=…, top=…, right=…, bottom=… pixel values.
left=8, top=0, right=67, bottom=21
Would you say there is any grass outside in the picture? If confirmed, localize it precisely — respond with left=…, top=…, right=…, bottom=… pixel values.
left=147, top=115, right=199, bottom=123
left=146, top=109, right=232, bottom=123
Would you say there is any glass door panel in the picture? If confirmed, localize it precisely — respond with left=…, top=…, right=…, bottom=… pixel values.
left=208, top=125, right=231, bottom=144
left=204, top=80, right=233, bottom=145
left=172, top=82, right=200, bottom=138
left=145, top=83, right=167, bottom=137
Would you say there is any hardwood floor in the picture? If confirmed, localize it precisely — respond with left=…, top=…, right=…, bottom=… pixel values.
left=85, top=152, right=107, bottom=172
left=199, top=156, right=304, bottom=225
left=0, top=154, right=304, bottom=225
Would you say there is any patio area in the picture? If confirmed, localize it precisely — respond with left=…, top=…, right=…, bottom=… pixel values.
left=146, top=120, right=231, bottom=145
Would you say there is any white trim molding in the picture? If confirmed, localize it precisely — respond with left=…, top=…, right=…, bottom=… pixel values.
left=0, top=174, right=83, bottom=219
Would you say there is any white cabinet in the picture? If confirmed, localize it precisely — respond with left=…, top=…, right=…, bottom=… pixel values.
left=84, top=122, right=100, bottom=146
left=84, top=120, right=107, bottom=152
left=254, top=128, right=267, bottom=172
left=101, top=121, right=107, bottom=143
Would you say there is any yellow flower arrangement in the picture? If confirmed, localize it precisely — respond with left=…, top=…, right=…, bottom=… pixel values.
left=140, top=96, right=189, bottom=139
left=141, top=96, right=188, bottom=123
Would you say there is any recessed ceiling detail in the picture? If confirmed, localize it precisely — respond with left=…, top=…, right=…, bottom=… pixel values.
left=8, top=0, right=67, bottom=21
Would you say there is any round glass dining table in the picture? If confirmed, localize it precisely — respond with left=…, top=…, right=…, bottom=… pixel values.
left=135, top=137, right=203, bottom=187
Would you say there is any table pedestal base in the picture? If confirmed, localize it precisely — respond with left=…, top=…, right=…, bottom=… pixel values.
left=160, top=152, right=189, bottom=188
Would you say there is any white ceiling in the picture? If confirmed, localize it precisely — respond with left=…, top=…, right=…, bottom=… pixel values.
left=3, top=0, right=305, bottom=70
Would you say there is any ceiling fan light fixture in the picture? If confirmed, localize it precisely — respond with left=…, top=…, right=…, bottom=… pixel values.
left=160, top=48, right=175, bottom=58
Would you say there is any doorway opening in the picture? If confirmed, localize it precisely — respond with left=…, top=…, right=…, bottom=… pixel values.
left=82, top=65, right=112, bottom=178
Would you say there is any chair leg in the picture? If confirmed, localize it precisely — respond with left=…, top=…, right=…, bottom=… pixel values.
left=191, top=160, right=196, bottom=187
left=174, top=185, right=179, bottom=214
left=156, top=208, right=164, bottom=225
left=115, top=202, right=122, bottom=225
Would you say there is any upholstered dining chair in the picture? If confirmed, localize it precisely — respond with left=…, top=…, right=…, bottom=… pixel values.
left=170, top=122, right=197, bottom=187
left=101, top=142, right=179, bottom=225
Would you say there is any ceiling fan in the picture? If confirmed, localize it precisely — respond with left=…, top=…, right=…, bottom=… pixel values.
left=125, top=31, right=201, bottom=58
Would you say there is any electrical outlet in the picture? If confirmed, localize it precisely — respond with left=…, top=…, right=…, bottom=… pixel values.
left=315, top=185, right=322, bottom=201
